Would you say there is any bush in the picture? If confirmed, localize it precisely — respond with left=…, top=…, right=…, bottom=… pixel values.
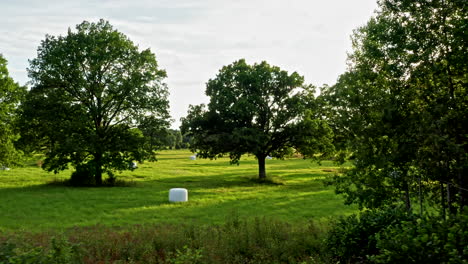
left=0, top=236, right=82, bottom=264
left=70, top=163, right=95, bottom=186
left=325, top=206, right=468, bottom=264
left=0, top=240, right=16, bottom=263
left=169, top=246, right=203, bottom=264
left=324, top=206, right=414, bottom=263
left=371, top=213, right=468, bottom=264
left=69, top=163, right=134, bottom=187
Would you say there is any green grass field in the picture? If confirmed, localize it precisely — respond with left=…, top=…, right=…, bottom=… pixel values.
left=0, top=150, right=357, bottom=232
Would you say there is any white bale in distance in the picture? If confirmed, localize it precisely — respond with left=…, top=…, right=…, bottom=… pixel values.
left=169, top=188, right=188, bottom=202
left=189, top=155, right=196, bottom=160
left=266, top=156, right=273, bottom=160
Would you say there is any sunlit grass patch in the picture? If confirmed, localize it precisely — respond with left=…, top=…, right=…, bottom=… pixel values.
left=0, top=149, right=356, bottom=232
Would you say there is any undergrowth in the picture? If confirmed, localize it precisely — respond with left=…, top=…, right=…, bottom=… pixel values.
left=0, top=217, right=327, bottom=264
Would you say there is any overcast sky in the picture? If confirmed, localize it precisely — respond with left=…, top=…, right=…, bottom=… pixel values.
left=1, top=0, right=378, bottom=128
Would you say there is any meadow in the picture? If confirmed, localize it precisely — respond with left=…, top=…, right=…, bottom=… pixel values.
left=3, top=150, right=460, bottom=264
left=0, top=150, right=356, bottom=232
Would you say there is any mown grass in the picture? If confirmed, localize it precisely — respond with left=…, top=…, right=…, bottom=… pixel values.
left=0, top=150, right=356, bottom=232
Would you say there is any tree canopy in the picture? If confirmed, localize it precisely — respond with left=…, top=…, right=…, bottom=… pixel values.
left=20, top=20, right=170, bottom=185
left=0, top=54, right=26, bottom=168
left=322, top=0, right=468, bottom=214
left=181, top=59, right=333, bottom=179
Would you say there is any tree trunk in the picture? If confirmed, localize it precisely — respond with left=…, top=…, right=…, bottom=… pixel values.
left=418, top=176, right=423, bottom=216
left=258, top=155, right=267, bottom=180
left=95, top=152, right=103, bottom=185
left=459, top=168, right=466, bottom=213
left=447, top=183, right=457, bottom=215
left=403, top=181, right=411, bottom=212
left=441, top=182, right=446, bottom=220
left=94, top=123, right=104, bottom=186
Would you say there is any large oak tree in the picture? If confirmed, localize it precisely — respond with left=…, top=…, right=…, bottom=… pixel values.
left=181, top=59, right=333, bottom=179
left=21, top=20, right=170, bottom=185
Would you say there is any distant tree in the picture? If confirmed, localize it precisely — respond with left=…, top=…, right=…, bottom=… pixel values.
left=180, top=132, right=191, bottom=149
left=138, top=116, right=171, bottom=158
left=20, top=20, right=170, bottom=185
left=0, top=54, right=25, bottom=168
left=138, top=120, right=189, bottom=152
left=167, top=129, right=186, bottom=149
left=181, top=59, right=333, bottom=179
left=165, top=129, right=191, bottom=149
left=323, top=0, right=468, bottom=214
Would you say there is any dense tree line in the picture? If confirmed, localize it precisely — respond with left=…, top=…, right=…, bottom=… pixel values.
left=319, top=3, right=467, bottom=262
left=321, top=0, right=467, bottom=216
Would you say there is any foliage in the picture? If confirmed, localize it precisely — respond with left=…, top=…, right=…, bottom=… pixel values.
left=0, top=237, right=82, bottom=264
left=181, top=59, right=334, bottom=179
left=0, top=217, right=327, bottom=264
left=169, top=246, right=204, bottom=264
left=325, top=207, right=468, bottom=264
left=0, top=54, right=26, bottom=168
left=141, top=128, right=190, bottom=151
left=9, top=213, right=462, bottom=264
left=322, top=0, right=468, bottom=212
left=170, top=129, right=190, bottom=149
left=371, top=213, right=468, bottom=264
left=138, top=120, right=191, bottom=158
left=20, top=19, right=170, bottom=185
left=325, top=206, right=414, bottom=263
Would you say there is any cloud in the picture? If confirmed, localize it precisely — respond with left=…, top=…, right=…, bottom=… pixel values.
left=0, top=0, right=378, bottom=128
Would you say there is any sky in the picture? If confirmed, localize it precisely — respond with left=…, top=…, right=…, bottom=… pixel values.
left=0, top=0, right=378, bottom=128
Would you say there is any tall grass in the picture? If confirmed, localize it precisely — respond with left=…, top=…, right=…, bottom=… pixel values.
left=0, top=216, right=329, bottom=264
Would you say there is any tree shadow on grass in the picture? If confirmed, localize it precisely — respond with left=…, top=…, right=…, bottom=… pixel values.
left=0, top=158, right=352, bottom=231
left=0, top=172, right=355, bottom=231
left=45, top=178, right=137, bottom=188
left=143, top=172, right=286, bottom=190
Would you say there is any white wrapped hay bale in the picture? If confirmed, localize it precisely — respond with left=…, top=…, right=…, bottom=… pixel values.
left=189, top=155, right=196, bottom=160
left=129, top=161, right=137, bottom=169
left=169, top=188, right=188, bottom=202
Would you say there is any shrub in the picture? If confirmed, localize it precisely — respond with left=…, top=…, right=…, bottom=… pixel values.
left=324, top=206, right=414, bottom=263
left=0, top=240, right=16, bottom=263
left=325, top=206, right=468, bottom=264
left=371, top=213, right=468, bottom=264
left=169, top=246, right=203, bottom=264
left=68, top=164, right=134, bottom=187
left=70, top=163, right=95, bottom=186
left=0, top=236, right=82, bottom=264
